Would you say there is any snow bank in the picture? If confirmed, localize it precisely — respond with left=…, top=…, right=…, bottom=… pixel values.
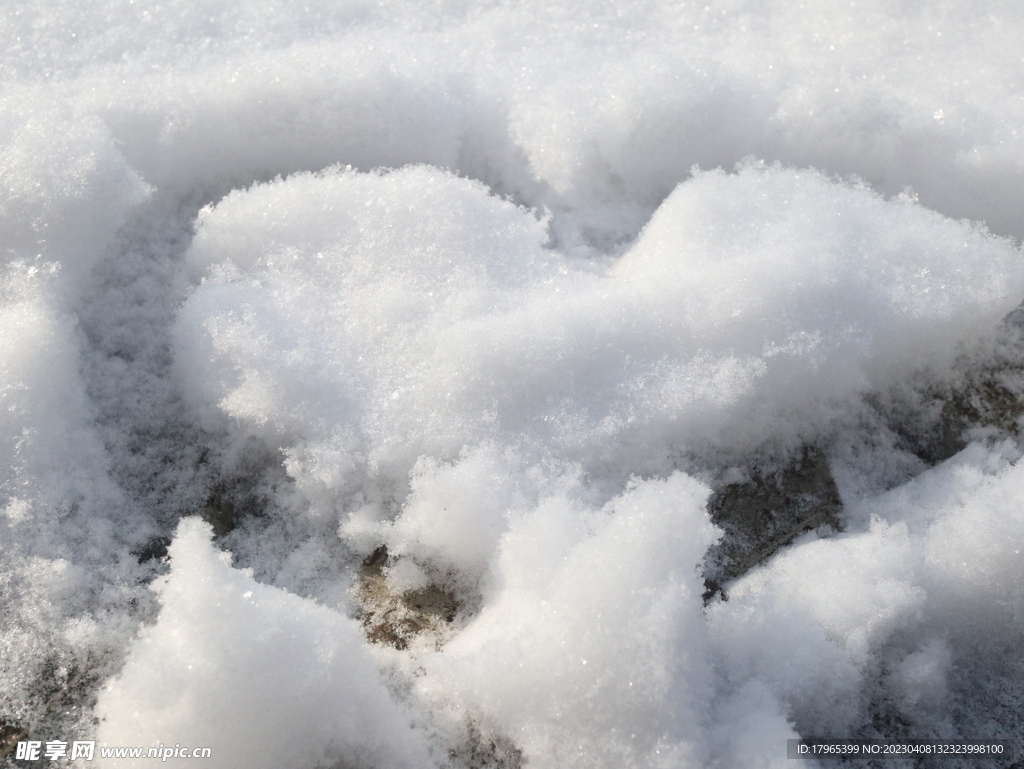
left=0, top=265, right=144, bottom=732
left=164, top=159, right=1024, bottom=765
left=175, top=162, right=1023, bottom=489
left=4, top=0, right=1024, bottom=766
left=710, top=442, right=1024, bottom=743
left=95, top=518, right=433, bottom=769
left=421, top=472, right=722, bottom=769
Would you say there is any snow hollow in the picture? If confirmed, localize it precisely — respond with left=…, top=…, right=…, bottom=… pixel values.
left=2, top=2, right=1024, bottom=768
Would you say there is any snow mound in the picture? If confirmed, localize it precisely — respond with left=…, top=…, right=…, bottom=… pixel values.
left=95, top=518, right=433, bottom=769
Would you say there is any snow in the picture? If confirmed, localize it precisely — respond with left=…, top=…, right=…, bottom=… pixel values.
left=3, top=1, right=1024, bottom=767
left=709, top=442, right=1024, bottom=745
left=95, top=518, right=433, bottom=769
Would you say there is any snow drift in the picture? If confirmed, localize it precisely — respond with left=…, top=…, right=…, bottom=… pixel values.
left=3, top=1, right=1024, bottom=767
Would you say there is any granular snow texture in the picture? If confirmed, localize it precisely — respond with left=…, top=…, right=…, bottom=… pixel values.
left=3, top=2, right=1024, bottom=768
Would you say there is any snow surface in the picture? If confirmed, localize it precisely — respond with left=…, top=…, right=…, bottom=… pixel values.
left=3, top=1, right=1024, bottom=767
